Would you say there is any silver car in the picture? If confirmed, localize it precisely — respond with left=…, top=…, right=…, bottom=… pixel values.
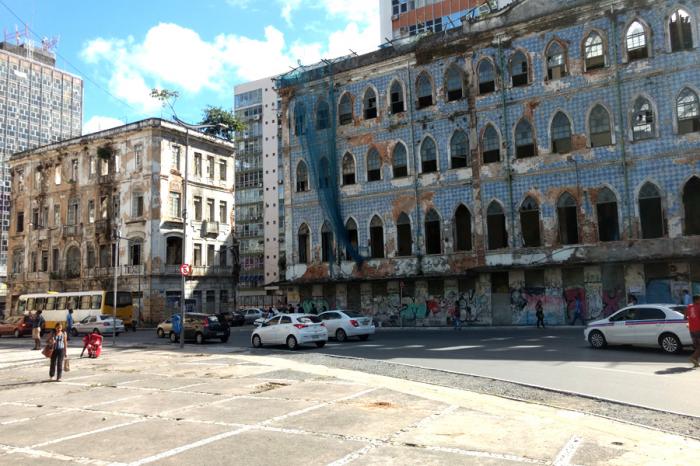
left=241, top=308, right=264, bottom=325
left=71, top=315, right=125, bottom=336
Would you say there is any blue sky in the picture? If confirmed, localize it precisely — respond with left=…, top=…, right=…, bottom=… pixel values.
left=0, top=0, right=379, bottom=132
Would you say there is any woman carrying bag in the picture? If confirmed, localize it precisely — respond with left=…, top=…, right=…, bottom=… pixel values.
left=46, top=322, right=69, bottom=381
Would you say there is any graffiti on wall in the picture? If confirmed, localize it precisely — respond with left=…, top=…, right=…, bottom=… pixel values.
left=602, top=288, right=624, bottom=317
left=510, top=287, right=565, bottom=325
left=301, top=297, right=330, bottom=314
left=563, top=288, right=586, bottom=322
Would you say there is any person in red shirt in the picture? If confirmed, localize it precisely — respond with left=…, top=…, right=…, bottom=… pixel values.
left=687, top=295, right=700, bottom=367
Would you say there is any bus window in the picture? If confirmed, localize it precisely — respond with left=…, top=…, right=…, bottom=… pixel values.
left=92, top=294, right=103, bottom=310
left=67, top=296, right=79, bottom=310
left=106, top=292, right=133, bottom=307
left=56, top=297, right=66, bottom=310
left=80, top=295, right=92, bottom=310
left=27, top=298, right=35, bottom=311
left=18, top=299, right=26, bottom=313
left=35, top=298, right=46, bottom=311
left=46, top=297, right=56, bottom=310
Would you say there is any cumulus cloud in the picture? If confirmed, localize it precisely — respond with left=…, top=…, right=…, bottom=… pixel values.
left=83, top=116, right=125, bottom=134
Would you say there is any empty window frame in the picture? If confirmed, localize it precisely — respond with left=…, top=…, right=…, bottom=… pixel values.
left=583, top=32, right=606, bottom=70
left=363, top=88, right=377, bottom=119
left=450, top=130, right=469, bottom=169
left=546, top=41, right=567, bottom=79
left=669, top=9, right=693, bottom=52
left=318, top=157, right=330, bottom=189
left=589, top=105, right=612, bottom=147
left=424, top=209, right=442, bottom=255
left=390, top=80, right=405, bottom=114
left=626, top=21, right=649, bottom=60
left=551, top=112, right=572, bottom=154
left=392, top=142, right=408, bottom=177
left=369, top=216, right=385, bottom=259
left=396, top=212, right=412, bottom=256
left=683, top=177, right=700, bottom=235
left=453, top=205, right=472, bottom=252
left=321, top=222, right=333, bottom=262
left=482, top=125, right=501, bottom=163
left=298, top=224, right=310, bottom=264
left=420, top=137, right=438, bottom=173
left=416, top=73, right=433, bottom=108
left=677, top=88, right=700, bottom=134
left=445, top=65, right=464, bottom=101
left=345, top=218, right=359, bottom=260
left=296, top=161, right=309, bottom=192
left=510, top=51, right=528, bottom=87
left=632, top=97, right=655, bottom=140
left=367, top=148, right=382, bottom=181
left=638, top=182, right=664, bottom=239
left=557, top=193, right=579, bottom=245
left=515, top=119, right=536, bottom=158
left=487, top=201, right=508, bottom=250
left=478, top=59, right=495, bottom=94
left=342, top=153, right=356, bottom=185
left=596, top=188, right=620, bottom=242
left=338, top=93, right=353, bottom=125
left=520, top=197, right=541, bottom=247
left=316, top=100, right=330, bottom=130
left=294, top=102, right=305, bottom=136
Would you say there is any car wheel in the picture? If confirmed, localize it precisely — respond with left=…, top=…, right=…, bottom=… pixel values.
left=13, top=329, right=20, bottom=338
left=315, top=341, right=326, bottom=348
left=359, top=334, right=369, bottom=341
left=220, top=336, right=229, bottom=343
left=588, top=330, right=607, bottom=349
left=169, top=332, right=178, bottom=343
left=157, top=328, right=164, bottom=338
left=659, top=333, right=682, bottom=354
left=71, top=328, right=79, bottom=337
left=252, top=334, right=262, bottom=348
left=195, top=332, right=204, bottom=345
left=286, top=335, right=298, bottom=350
left=336, top=329, right=347, bottom=342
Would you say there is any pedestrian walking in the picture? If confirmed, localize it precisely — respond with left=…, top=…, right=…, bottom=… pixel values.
left=287, top=304, right=294, bottom=314
left=66, top=308, right=74, bottom=341
left=452, top=301, right=462, bottom=330
left=570, top=296, right=585, bottom=325
left=48, top=322, right=68, bottom=381
left=536, top=300, right=545, bottom=328
left=32, top=310, right=45, bottom=350
left=687, top=295, right=700, bottom=368
left=682, top=289, right=692, bottom=306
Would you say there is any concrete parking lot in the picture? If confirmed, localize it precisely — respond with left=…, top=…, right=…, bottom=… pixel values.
left=1, top=344, right=699, bottom=465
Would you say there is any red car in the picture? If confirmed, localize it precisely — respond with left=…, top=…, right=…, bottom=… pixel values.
left=0, top=316, right=33, bottom=337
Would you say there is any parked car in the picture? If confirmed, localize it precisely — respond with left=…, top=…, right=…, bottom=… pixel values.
left=253, top=308, right=279, bottom=326
left=169, top=313, right=228, bottom=344
left=219, top=311, right=245, bottom=327
left=0, top=316, right=33, bottom=337
left=241, top=308, right=264, bottom=325
left=71, top=315, right=125, bottom=336
left=584, top=304, right=691, bottom=354
left=318, top=310, right=375, bottom=342
left=156, top=318, right=173, bottom=338
left=251, top=313, right=327, bottom=350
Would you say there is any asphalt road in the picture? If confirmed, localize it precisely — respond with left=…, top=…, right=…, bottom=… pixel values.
left=3, top=325, right=698, bottom=417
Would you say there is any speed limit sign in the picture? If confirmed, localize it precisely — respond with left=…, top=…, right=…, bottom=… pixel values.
left=180, top=264, right=192, bottom=276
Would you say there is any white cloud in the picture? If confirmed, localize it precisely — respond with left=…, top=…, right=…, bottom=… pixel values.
left=226, top=0, right=252, bottom=7
left=83, top=116, right=125, bottom=135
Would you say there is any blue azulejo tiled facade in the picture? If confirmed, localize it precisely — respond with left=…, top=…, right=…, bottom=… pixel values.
left=278, top=0, right=700, bottom=327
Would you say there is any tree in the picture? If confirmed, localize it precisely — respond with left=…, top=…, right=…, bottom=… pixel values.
left=199, top=106, right=245, bottom=140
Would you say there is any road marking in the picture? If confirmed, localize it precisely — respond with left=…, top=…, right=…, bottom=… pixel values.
left=573, top=365, right=654, bottom=376
left=422, top=445, right=545, bottom=464
left=428, top=345, right=481, bottom=351
left=31, top=419, right=145, bottom=448
left=0, top=443, right=112, bottom=465
left=553, top=436, right=582, bottom=466
left=83, top=395, right=144, bottom=409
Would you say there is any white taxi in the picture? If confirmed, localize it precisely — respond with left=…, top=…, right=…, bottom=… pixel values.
left=251, top=313, right=327, bottom=350
left=318, top=310, right=375, bottom=342
left=584, top=304, right=691, bottom=354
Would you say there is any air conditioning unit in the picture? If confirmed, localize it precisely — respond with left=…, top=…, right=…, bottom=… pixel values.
left=253, top=115, right=260, bottom=121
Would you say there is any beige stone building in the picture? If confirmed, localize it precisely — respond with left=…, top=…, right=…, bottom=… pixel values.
left=7, top=118, right=236, bottom=323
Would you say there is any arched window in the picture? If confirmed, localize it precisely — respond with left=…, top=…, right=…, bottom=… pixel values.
left=416, top=73, right=433, bottom=108
left=339, top=93, right=353, bottom=125
left=677, top=88, right=700, bottom=134
left=520, top=197, right=541, bottom=247
left=318, top=157, right=330, bottom=189
left=487, top=201, right=507, bottom=250
left=551, top=112, right=572, bottom=154
left=420, top=137, right=437, bottom=173
left=596, top=188, right=619, bottom=242
left=392, top=142, right=408, bottom=177
left=478, top=59, right=495, bottom=94
left=316, top=100, right=330, bottom=130
left=589, top=105, right=612, bottom=147
left=363, top=88, right=377, bottom=119
left=367, top=147, right=382, bottom=181
left=390, top=80, right=405, bottom=114
left=632, top=97, right=654, bottom=140
left=453, top=205, right=472, bottom=252
left=298, top=224, right=310, bottom=264
left=584, top=32, right=606, bottom=70
left=626, top=21, right=649, bottom=60
left=321, top=222, right=333, bottom=262
left=294, top=101, right=305, bottom=136
left=369, top=216, right=384, bottom=258
left=345, top=218, right=358, bottom=260
left=424, top=209, right=442, bottom=254
left=296, top=161, right=309, bottom=192
left=510, top=51, right=528, bottom=87
left=669, top=9, right=693, bottom=52
left=396, top=212, right=412, bottom=256
left=450, top=130, right=469, bottom=169
left=639, top=182, right=664, bottom=239
left=342, top=153, right=356, bottom=185
left=445, top=65, right=464, bottom=101
left=546, top=41, right=567, bottom=79
left=515, top=120, right=535, bottom=158
left=482, top=125, right=500, bottom=163
left=66, top=246, right=81, bottom=278
left=557, top=193, right=579, bottom=245
left=683, top=177, right=700, bottom=235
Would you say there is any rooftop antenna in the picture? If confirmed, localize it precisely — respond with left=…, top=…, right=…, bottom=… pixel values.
left=349, top=49, right=358, bottom=56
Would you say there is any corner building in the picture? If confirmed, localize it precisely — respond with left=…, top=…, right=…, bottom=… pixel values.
left=279, top=0, right=700, bottom=326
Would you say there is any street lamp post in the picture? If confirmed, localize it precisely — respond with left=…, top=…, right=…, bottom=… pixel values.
left=112, top=225, right=121, bottom=348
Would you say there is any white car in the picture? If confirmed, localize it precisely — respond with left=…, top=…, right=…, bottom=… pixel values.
left=584, top=304, right=691, bottom=354
left=251, top=313, right=327, bottom=350
left=71, top=315, right=125, bottom=336
left=253, top=309, right=279, bottom=326
left=318, top=310, right=375, bottom=342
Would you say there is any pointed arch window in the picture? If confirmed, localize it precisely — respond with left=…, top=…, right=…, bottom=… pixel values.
left=626, top=21, right=648, bottom=60
left=551, top=112, right=572, bottom=154
left=321, top=222, right=334, bottom=262
left=520, top=197, right=541, bottom=247
left=298, top=224, right=310, bottom=264
left=339, top=93, right=353, bottom=125
left=677, top=88, right=700, bottom=134
left=584, top=32, right=605, bottom=70
left=510, top=51, right=528, bottom=87
left=420, top=137, right=437, bottom=173
left=424, top=209, right=442, bottom=255
left=342, top=153, right=355, bottom=185
left=396, top=212, right=412, bottom=256
left=367, top=147, right=382, bottom=181
left=294, top=102, right=305, bottom=136
left=296, top=161, right=309, bottom=192
left=453, top=205, right=472, bottom=252
left=445, top=65, right=464, bottom=101
left=557, top=193, right=579, bottom=245
left=363, top=88, right=377, bottom=119
left=482, top=125, right=500, bottom=163
left=639, top=183, right=664, bottom=239
left=546, top=41, right=567, bottom=79
left=450, top=130, right=469, bottom=169
left=390, top=80, right=405, bottom=114
left=632, top=97, right=654, bottom=140
left=683, top=177, right=700, bottom=235
left=478, top=59, right=495, bottom=94
left=392, top=142, right=408, bottom=178
left=487, top=202, right=507, bottom=250
left=316, top=100, right=330, bottom=130
left=318, top=157, right=330, bottom=189
left=369, top=216, right=385, bottom=259
left=670, top=9, right=693, bottom=52
left=589, top=105, right=612, bottom=147
left=596, top=188, right=620, bottom=242
left=515, top=120, right=535, bottom=158
left=345, top=218, right=358, bottom=260
left=416, top=73, right=433, bottom=108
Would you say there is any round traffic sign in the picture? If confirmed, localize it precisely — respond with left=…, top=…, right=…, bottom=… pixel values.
left=180, top=264, right=192, bottom=276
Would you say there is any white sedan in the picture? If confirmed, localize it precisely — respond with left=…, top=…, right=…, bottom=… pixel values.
left=251, top=313, right=327, bottom=350
left=584, top=304, right=691, bottom=354
left=71, top=315, right=125, bottom=336
left=318, top=310, right=375, bottom=342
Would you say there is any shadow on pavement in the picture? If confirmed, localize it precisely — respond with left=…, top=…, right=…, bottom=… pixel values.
left=654, top=366, right=696, bottom=375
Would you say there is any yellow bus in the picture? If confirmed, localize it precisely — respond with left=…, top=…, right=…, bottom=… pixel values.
left=16, top=291, right=134, bottom=331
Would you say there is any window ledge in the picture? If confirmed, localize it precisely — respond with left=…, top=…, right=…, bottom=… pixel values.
left=126, top=218, right=147, bottom=225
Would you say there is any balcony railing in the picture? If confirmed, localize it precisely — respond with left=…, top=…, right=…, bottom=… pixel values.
left=155, top=264, right=232, bottom=276
left=62, top=224, right=82, bottom=237
left=202, top=220, right=219, bottom=237
left=121, top=264, right=145, bottom=276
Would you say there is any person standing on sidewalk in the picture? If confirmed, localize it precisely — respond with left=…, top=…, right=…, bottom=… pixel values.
left=682, top=289, right=692, bottom=306
left=535, top=300, right=545, bottom=328
left=32, top=310, right=45, bottom=350
left=48, top=322, right=68, bottom=381
left=66, top=308, right=74, bottom=341
left=570, top=296, right=585, bottom=325
left=687, top=295, right=700, bottom=368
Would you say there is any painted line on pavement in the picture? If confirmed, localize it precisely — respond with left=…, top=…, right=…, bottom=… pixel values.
left=31, top=419, right=145, bottom=448
left=422, top=445, right=546, bottom=464
left=553, top=436, right=582, bottom=466
left=573, top=365, right=655, bottom=376
left=0, top=443, right=112, bottom=465
left=428, top=345, right=481, bottom=351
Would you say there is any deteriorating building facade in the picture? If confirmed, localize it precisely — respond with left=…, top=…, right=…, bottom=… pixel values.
left=8, top=119, right=236, bottom=323
left=280, top=0, right=700, bottom=326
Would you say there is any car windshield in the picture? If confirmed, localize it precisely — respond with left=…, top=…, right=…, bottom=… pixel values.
left=297, top=315, right=321, bottom=324
left=669, top=306, right=686, bottom=316
left=343, top=311, right=363, bottom=318
left=100, top=315, right=115, bottom=320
